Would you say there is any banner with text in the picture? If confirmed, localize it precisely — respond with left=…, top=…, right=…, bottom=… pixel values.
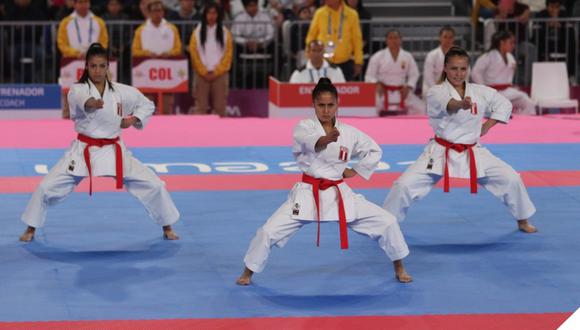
left=131, top=57, right=189, bottom=93
left=0, top=84, right=61, bottom=110
left=59, top=59, right=118, bottom=90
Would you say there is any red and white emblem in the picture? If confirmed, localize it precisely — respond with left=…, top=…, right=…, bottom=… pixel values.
left=339, top=146, right=349, bottom=161
left=471, top=102, right=478, bottom=115
left=117, top=102, right=123, bottom=116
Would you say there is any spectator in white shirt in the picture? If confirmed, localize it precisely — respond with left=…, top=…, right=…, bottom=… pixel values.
left=232, top=0, right=274, bottom=54
left=289, top=40, right=346, bottom=83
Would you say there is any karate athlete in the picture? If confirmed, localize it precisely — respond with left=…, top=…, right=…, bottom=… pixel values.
left=471, top=31, right=536, bottom=115
left=422, top=26, right=456, bottom=98
left=365, top=30, right=425, bottom=115
left=236, top=78, right=412, bottom=286
left=19, top=43, right=180, bottom=242
left=383, top=46, right=537, bottom=234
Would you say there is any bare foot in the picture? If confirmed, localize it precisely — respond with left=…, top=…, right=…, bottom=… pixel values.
left=394, top=259, right=413, bottom=283
left=517, top=219, right=537, bottom=233
left=236, top=267, right=254, bottom=286
left=19, top=226, right=36, bottom=242
left=162, top=225, right=180, bottom=240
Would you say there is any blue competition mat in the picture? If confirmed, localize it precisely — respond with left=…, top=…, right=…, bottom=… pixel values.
left=1, top=143, right=580, bottom=176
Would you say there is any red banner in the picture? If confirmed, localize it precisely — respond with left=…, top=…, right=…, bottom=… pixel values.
left=268, top=77, right=377, bottom=117
left=131, top=57, right=188, bottom=93
left=59, top=58, right=118, bottom=90
left=269, top=77, right=375, bottom=107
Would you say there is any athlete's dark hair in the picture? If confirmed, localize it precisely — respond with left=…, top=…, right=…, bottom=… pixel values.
left=78, top=42, right=114, bottom=91
left=312, top=77, right=338, bottom=102
left=200, top=2, right=225, bottom=50
left=489, top=30, right=514, bottom=52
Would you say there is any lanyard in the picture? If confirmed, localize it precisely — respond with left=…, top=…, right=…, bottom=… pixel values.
left=308, top=68, right=327, bottom=83
left=74, top=17, right=94, bottom=45
left=327, top=7, right=345, bottom=40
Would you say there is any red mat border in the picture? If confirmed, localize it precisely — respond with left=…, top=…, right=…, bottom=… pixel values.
left=0, top=312, right=571, bottom=330
left=1, top=170, right=579, bottom=193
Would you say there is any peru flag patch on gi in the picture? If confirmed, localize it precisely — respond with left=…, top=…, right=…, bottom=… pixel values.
left=339, top=146, right=349, bottom=162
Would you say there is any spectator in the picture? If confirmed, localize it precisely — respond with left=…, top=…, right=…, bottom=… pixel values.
left=189, top=2, right=233, bottom=116
left=422, top=26, right=456, bottom=98
left=52, top=0, right=75, bottom=20
left=166, top=0, right=200, bottom=21
left=534, top=0, right=576, bottom=78
left=289, top=5, right=314, bottom=68
left=518, top=0, right=546, bottom=14
left=167, top=0, right=200, bottom=21
left=161, top=0, right=179, bottom=11
left=345, top=0, right=370, bottom=55
left=232, top=0, right=274, bottom=87
left=102, top=0, right=129, bottom=58
left=57, top=0, right=108, bottom=58
left=3, top=0, right=48, bottom=82
left=232, top=0, right=274, bottom=54
left=491, top=0, right=536, bottom=84
left=57, top=0, right=108, bottom=118
left=130, top=0, right=150, bottom=20
left=495, top=0, right=530, bottom=36
left=364, top=30, right=425, bottom=115
left=471, top=0, right=497, bottom=25
left=167, top=0, right=201, bottom=47
left=132, top=0, right=183, bottom=114
left=471, top=0, right=496, bottom=43
left=571, top=0, right=580, bottom=16
left=306, top=0, right=363, bottom=80
left=132, top=0, right=182, bottom=57
left=471, top=30, right=536, bottom=115
left=209, top=0, right=232, bottom=20
left=289, top=39, right=345, bottom=83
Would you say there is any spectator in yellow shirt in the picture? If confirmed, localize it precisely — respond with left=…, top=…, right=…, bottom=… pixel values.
left=305, top=0, right=363, bottom=81
left=57, top=0, right=108, bottom=58
left=131, top=0, right=183, bottom=115
left=131, top=0, right=183, bottom=58
left=189, top=2, right=233, bottom=117
left=57, top=0, right=109, bottom=119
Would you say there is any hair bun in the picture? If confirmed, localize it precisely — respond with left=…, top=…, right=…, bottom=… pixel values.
left=88, top=42, right=104, bottom=50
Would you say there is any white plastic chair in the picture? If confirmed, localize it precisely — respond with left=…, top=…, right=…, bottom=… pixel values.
left=531, top=62, right=579, bottom=114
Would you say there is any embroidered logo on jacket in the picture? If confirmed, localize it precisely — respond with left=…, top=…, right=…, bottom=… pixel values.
left=68, top=160, right=75, bottom=171
left=292, top=203, right=300, bottom=215
left=339, top=146, right=349, bottom=162
left=471, top=102, right=478, bottom=115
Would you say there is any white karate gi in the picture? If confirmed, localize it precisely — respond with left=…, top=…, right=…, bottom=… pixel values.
left=243, top=118, right=410, bottom=273
left=365, top=48, right=426, bottom=115
left=21, top=80, right=180, bottom=228
left=471, top=50, right=536, bottom=115
left=383, top=80, right=536, bottom=222
left=422, top=46, right=447, bottom=99
left=289, top=60, right=346, bottom=84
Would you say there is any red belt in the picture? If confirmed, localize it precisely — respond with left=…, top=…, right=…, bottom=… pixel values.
left=77, top=133, right=123, bottom=195
left=382, top=84, right=405, bottom=110
left=434, top=136, right=478, bottom=194
left=302, top=173, right=348, bottom=249
left=490, top=84, right=512, bottom=91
